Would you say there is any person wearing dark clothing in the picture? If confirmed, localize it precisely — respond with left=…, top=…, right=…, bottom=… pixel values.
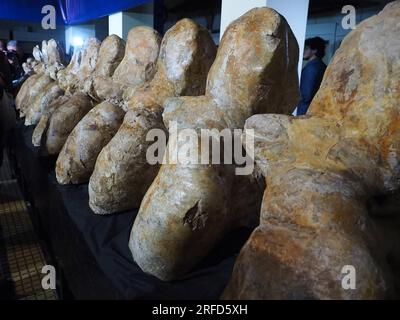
left=7, top=41, right=25, bottom=81
left=0, top=50, right=12, bottom=94
left=7, top=40, right=31, bottom=65
left=297, top=37, right=327, bottom=116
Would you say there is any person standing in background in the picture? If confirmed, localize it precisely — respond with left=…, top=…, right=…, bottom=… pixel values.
left=7, top=40, right=30, bottom=66
left=296, top=37, right=327, bottom=116
left=7, top=40, right=33, bottom=91
left=6, top=41, right=25, bottom=81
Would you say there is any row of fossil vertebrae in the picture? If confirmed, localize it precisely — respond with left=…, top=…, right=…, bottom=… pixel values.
left=15, top=1, right=400, bottom=299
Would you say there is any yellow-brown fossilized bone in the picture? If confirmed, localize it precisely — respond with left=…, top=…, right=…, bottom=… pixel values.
left=16, top=40, right=64, bottom=117
left=88, top=18, right=217, bottom=215
left=31, top=49, right=83, bottom=146
left=37, top=36, right=124, bottom=155
left=81, top=34, right=126, bottom=99
left=32, top=37, right=115, bottom=154
left=55, top=27, right=161, bottom=185
left=129, top=7, right=300, bottom=281
left=223, top=1, right=400, bottom=300
left=92, top=27, right=161, bottom=105
left=23, top=38, right=71, bottom=126
left=57, top=48, right=83, bottom=93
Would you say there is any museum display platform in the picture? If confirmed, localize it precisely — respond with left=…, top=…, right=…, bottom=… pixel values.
left=8, top=120, right=253, bottom=300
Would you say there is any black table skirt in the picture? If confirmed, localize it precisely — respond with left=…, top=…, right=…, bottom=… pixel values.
left=10, top=120, right=253, bottom=300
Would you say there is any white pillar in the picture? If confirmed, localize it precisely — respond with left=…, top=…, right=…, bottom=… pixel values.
left=267, top=0, right=309, bottom=77
left=108, top=2, right=154, bottom=40
left=109, top=12, right=124, bottom=38
left=220, top=0, right=309, bottom=78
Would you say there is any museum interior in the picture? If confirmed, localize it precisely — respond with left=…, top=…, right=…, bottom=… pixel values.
left=0, top=0, right=399, bottom=301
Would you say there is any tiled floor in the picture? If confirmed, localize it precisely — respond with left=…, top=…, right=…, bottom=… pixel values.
left=0, top=150, right=57, bottom=300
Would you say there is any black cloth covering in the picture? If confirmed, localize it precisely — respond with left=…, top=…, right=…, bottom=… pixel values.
left=10, top=120, right=253, bottom=300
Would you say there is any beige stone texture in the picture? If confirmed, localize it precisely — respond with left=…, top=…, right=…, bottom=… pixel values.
left=129, top=7, right=300, bottom=281
left=223, top=1, right=400, bottom=300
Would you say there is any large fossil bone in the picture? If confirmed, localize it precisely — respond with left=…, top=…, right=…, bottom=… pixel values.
left=26, top=35, right=124, bottom=132
left=55, top=27, right=161, bottom=185
left=88, top=18, right=217, bottom=215
left=16, top=40, right=65, bottom=117
left=31, top=37, right=111, bottom=154
left=16, top=41, right=50, bottom=114
left=223, top=1, right=400, bottom=300
left=43, top=39, right=66, bottom=80
left=129, top=7, right=300, bottom=281
left=36, top=36, right=125, bottom=155
left=57, top=48, right=83, bottom=93
left=23, top=39, right=73, bottom=126
left=24, top=82, right=64, bottom=126
left=42, top=92, right=93, bottom=155
left=31, top=49, right=83, bottom=146
left=81, top=35, right=126, bottom=100
left=92, top=27, right=161, bottom=105
left=22, top=46, right=43, bottom=75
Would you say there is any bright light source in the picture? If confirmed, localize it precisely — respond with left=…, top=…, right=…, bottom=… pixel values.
left=72, top=36, right=83, bottom=47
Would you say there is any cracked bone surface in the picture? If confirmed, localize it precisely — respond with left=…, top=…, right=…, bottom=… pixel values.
left=129, top=7, right=300, bottom=281
left=88, top=18, right=217, bottom=215
left=222, top=1, right=400, bottom=300
left=55, top=27, right=161, bottom=185
left=16, top=40, right=65, bottom=117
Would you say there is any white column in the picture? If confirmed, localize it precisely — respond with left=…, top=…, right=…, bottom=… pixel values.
left=108, top=2, right=154, bottom=40
left=266, top=0, right=309, bottom=77
left=220, top=0, right=309, bottom=78
left=109, top=12, right=124, bottom=38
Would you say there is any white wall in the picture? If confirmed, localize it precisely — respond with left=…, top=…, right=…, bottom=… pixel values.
left=220, top=0, right=265, bottom=40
